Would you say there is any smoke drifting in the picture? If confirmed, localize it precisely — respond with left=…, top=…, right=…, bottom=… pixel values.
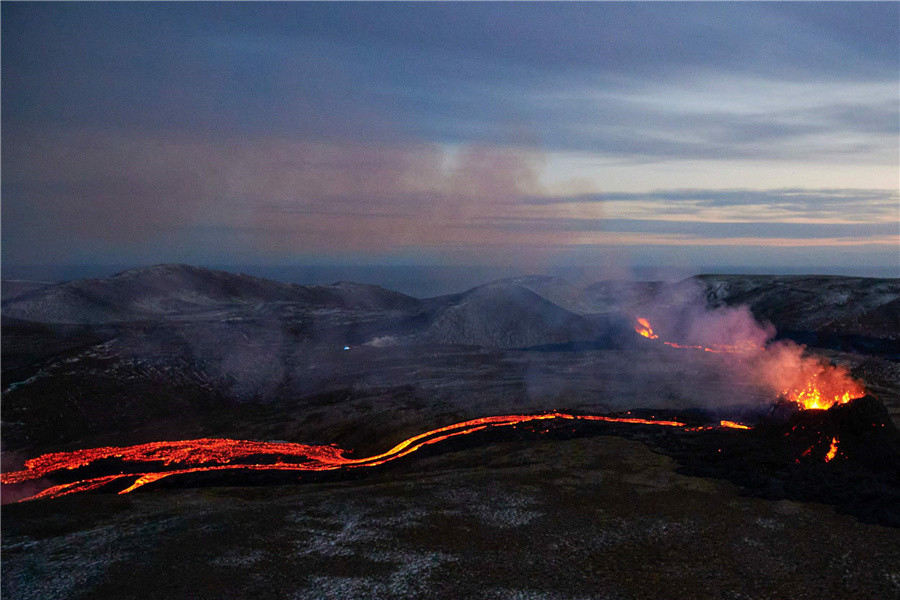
left=750, top=341, right=864, bottom=409
left=4, top=127, right=565, bottom=270
left=631, top=278, right=864, bottom=411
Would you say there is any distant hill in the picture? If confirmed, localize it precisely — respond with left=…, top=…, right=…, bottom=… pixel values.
left=487, top=273, right=899, bottom=342
left=0, top=264, right=419, bottom=324
left=445, top=275, right=660, bottom=316
left=1, top=280, right=56, bottom=301
left=696, top=274, right=900, bottom=340
left=2, top=265, right=896, bottom=347
left=415, top=281, right=600, bottom=348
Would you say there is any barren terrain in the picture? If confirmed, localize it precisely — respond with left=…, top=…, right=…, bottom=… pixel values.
left=2, top=266, right=898, bottom=599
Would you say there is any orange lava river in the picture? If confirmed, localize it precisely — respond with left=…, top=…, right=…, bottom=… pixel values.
left=634, top=317, right=763, bottom=354
left=3, top=412, right=707, bottom=502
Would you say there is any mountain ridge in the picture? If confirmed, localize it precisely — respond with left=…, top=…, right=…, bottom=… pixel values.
left=1, top=264, right=420, bottom=323
left=2, top=265, right=897, bottom=344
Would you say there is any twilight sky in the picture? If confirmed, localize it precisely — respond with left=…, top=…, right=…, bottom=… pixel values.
left=3, top=2, right=898, bottom=280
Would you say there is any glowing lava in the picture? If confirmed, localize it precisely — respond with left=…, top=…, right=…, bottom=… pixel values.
left=824, top=437, right=839, bottom=462
left=635, top=317, right=659, bottom=339
left=801, top=436, right=841, bottom=463
left=719, top=420, right=751, bottom=430
left=633, top=317, right=865, bottom=410
left=634, top=317, right=762, bottom=354
left=782, top=377, right=864, bottom=411
left=2, top=412, right=689, bottom=502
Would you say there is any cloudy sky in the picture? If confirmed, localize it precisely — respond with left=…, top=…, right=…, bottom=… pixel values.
left=3, top=2, right=898, bottom=280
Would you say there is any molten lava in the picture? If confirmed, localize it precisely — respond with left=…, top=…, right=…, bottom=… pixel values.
left=635, top=317, right=659, bottom=339
left=824, top=437, right=839, bottom=462
left=634, top=317, right=762, bottom=354
left=800, top=435, right=842, bottom=463
left=719, top=420, right=751, bottom=430
left=782, top=377, right=864, bottom=411
left=2, top=412, right=689, bottom=502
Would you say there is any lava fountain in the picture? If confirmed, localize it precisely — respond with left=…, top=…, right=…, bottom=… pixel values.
left=635, top=317, right=659, bottom=340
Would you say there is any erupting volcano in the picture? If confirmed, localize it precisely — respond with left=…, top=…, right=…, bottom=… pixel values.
left=633, top=316, right=865, bottom=410
left=2, top=316, right=877, bottom=504
left=2, top=295, right=879, bottom=515
left=634, top=317, right=659, bottom=340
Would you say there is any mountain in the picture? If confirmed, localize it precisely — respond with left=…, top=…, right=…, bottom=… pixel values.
left=410, top=273, right=899, bottom=353
left=3, top=265, right=897, bottom=349
left=696, top=274, right=900, bottom=340
left=449, top=275, right=661, bottom=316
left=415, top=281, right=600, bottom=348
left=578, top=280, right=662, bottom=314
left=0, top=264, right=419, bottom=324
left=1, top=267, right=613, bottom=348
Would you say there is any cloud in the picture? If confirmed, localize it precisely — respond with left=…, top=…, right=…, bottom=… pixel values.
left=3, top=125, right=896, bottom=272
left=4, top=3, right=897, bottom=164
left=484, top=217, right=898, bottom=241
left=1, top=128, right=552, bottom=264
left=2, top=3, right=896, bottom=272
left=524, top=188, right=899, bottom=225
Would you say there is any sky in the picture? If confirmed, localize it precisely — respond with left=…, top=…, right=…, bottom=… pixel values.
left=2, top=2, right=899, bottom=285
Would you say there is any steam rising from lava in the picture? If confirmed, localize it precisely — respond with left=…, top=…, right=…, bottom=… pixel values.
left=630, top=278, right=864, bottom=411
left=753, top=341, right=864, bottom=409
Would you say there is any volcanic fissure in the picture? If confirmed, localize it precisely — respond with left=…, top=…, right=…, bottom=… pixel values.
left=4, top=317, right=896, bottom=528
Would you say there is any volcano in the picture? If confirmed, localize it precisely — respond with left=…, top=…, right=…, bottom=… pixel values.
left=3, top=268, right=899, bottom=600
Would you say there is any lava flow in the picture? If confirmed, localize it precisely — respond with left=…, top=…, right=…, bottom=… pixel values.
left=824, top=437, right=840, bottom=462
left=719, top=420, right=751, bottom=430
left=3, top=412, right=700, bottom=502
left=635, top=316, right=763, bottom=354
